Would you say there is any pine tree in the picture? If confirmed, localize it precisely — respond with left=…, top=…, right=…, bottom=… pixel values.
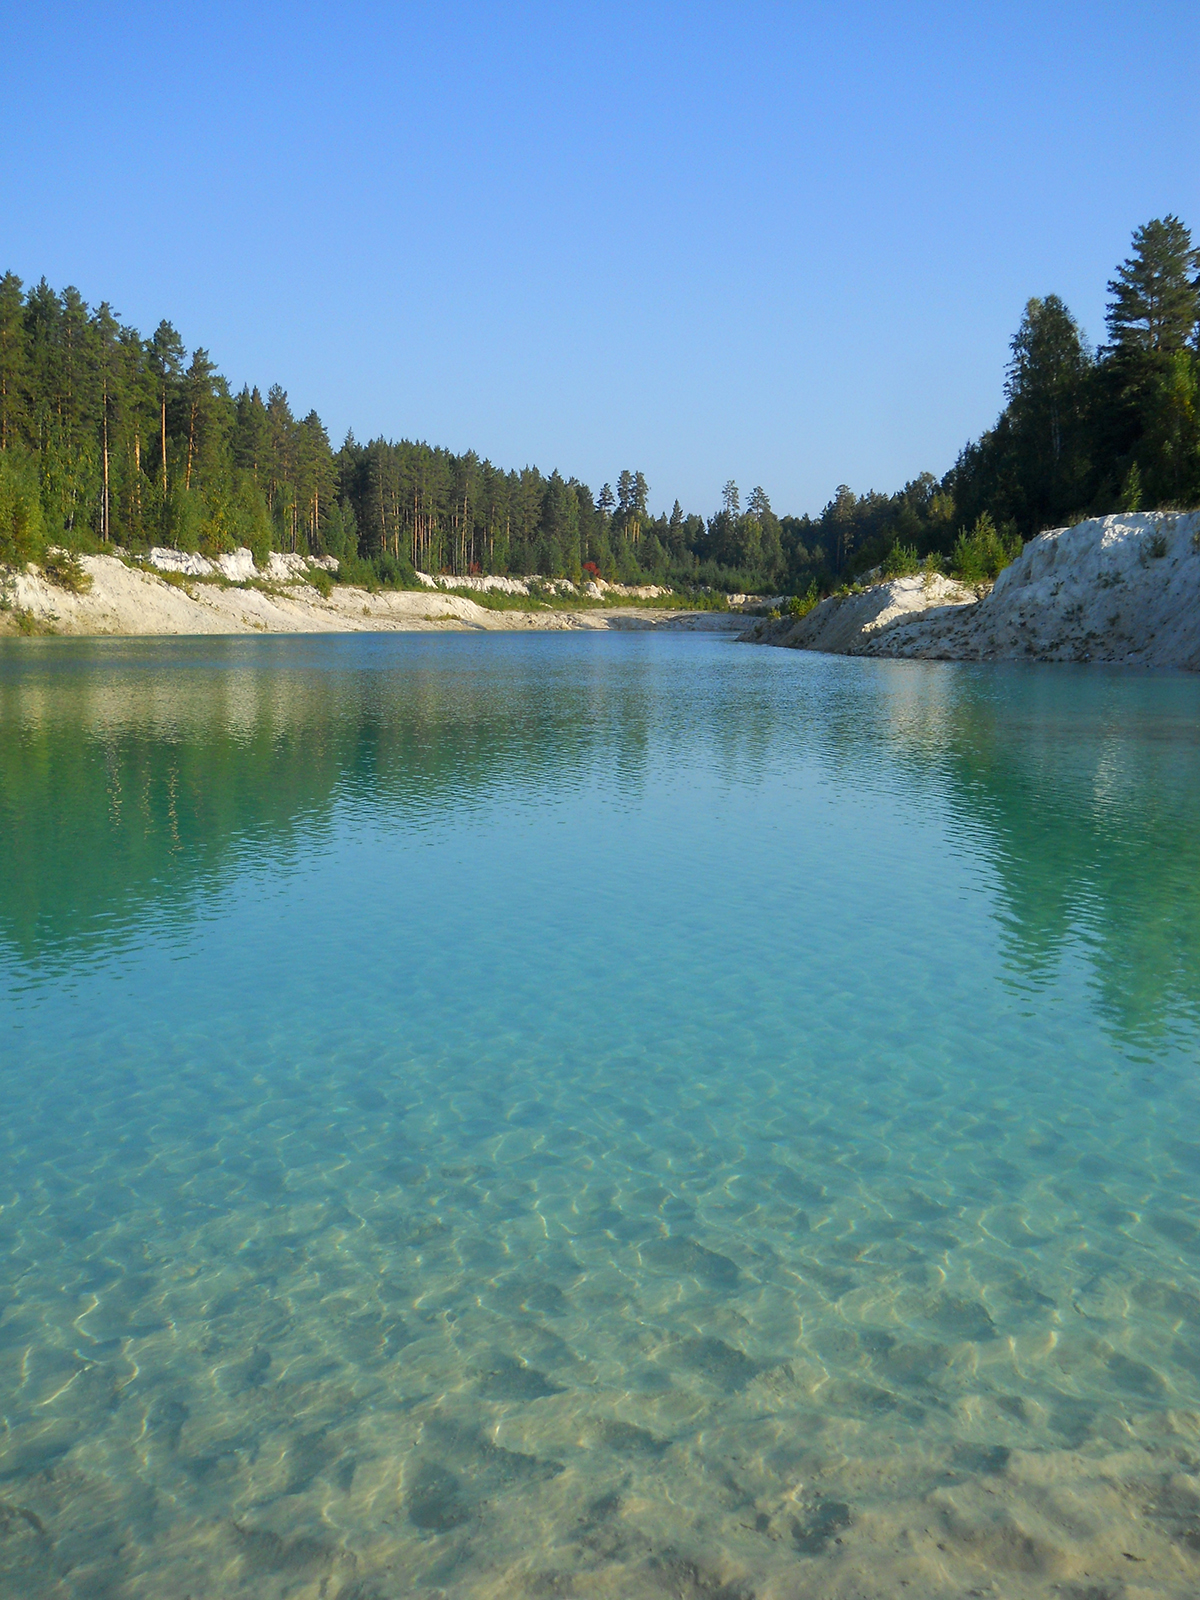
left=823, top=484, right=858, bottom=572
left=0, top=272, right=28, bottom=451
left=115, top=325, right=151, bottom=544
left=1003, top=295, right=1092, bottom=528
left=232, top=386, right=270, bottom=483
left=22, top=279, right=63, bottom=436
left=182, top=349, right=223, bottom=492
left=58, top=287, right=97, bottom=452
left=1106, top=216, right=1200, bottom=355
left=148, top=322, right=185, bottom=498
left=296, top=410, right=335, bottom=551
left=265, top=386, right=297, bottom=545
left=93, top=302, right=122, bottom=541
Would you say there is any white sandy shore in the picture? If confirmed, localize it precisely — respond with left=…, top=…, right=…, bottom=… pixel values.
left=0, top=555, right=744, bottom=638
left=742, top=511, right=1200, bottom=671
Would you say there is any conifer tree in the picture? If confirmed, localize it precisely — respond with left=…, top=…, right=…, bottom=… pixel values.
left=232, top=386, right=270, bottom=484
left=1106, top=216, right=1200, bottom=355
left=1003, top=295, right=1092, bottom=526
left=94, top=302, right=122, bottom=540
left=182, top=349, right=223, bottom=492
left=148, top=322, right=185, bottom=497
left=0, top=272, right=28, bottom=452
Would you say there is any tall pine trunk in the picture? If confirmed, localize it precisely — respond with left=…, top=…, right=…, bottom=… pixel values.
left=186, top=397, right=196, bottom=491
left=101, top=380, right=110, bottom=542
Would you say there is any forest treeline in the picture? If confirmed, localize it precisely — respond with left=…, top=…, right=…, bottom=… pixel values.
left=1, top=215, right=1198, bottom=595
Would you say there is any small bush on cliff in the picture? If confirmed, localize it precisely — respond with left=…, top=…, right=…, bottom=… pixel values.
left=881, top=542, right=921, bottom=578
left=1143, top=530, right=1169, bottom=560
left=951, top=514, right=1022, bottom=583
left=43, top=550, right=93, bottom=593
left=786, top=581, right=819, bottom=620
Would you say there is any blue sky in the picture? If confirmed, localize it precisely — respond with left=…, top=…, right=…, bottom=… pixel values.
left=2, top=1, right=1198, bottom=517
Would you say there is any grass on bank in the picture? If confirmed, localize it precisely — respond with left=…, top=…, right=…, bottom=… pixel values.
left=431, top=583, right=730, bottom=613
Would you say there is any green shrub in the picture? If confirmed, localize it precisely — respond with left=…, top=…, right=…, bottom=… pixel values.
left=374, top=552, right=418, bottom=589
left=43, top=549, right=92, bottom=593
left=0, top=451, right=46, bottom=565
left=160, top=486, right=204, bottom=552
left=881, top=542, right=920, bottom=578
left=672, top=588, right=728, bottom=611
left=307, top=566, right=333, bottom=598
left=786, top=581, right=819, bottom=619
left=1144, top=530, right=1168, bottom=560
left=198, top=489, right=237, bottom=557
left=335, top=553, right=380, bottom=592
left=950, top=514, right=1022, bottom=583
left=5, top=605, right=53, bottom=635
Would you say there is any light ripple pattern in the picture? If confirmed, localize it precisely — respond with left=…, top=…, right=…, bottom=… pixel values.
left=1, top=632, right=1200, bottom=1598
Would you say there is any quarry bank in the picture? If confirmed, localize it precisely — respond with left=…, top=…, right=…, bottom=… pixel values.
left=0, top=552, right=745, bottom=638
left=740, top=512, right=1200, bottom=672
left=4, top=512, right=1199, bottom=672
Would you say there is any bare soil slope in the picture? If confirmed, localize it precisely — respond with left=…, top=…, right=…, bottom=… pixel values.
left=1, top=555, right=741, bottom=638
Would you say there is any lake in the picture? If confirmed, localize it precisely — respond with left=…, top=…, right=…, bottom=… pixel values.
left=2, top=631, right=1200, bottom=1599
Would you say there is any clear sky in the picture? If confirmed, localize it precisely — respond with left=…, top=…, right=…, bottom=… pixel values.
left=2, top=1, right=1197, bottom=518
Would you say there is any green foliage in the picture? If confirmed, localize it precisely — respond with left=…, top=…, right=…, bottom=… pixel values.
left=155, top=568, right=193, bottom=590
left=949, top=216, right=1200, bottom=538
left=42, top=549, right=92, bottom=593
left=374, top=552, right=418, bottom=589
left=162, top=486, right=204, bottom=552
left=0, top=449, right=45, bottom=563
left=1, top=221, right=1198, bottom=605
left=334, top=552, right=380, bottom=592
left=1144, top=530, right=1169, bottom=560
left=437, top=585, right=549, bottom=612
left=1106, top=216, right=1200, bottom=356
left=6, top=606, right=53, bottom=635
left=1143, top=352, right=1200, bottom=504
left=234, top=477, right=272, bottom=567
left=321, top=498, right=357, bottom=561
left=950, top=514, right=1022, bottom=584
left=307, top=566, right=333, bottom=598
left=786, top=581, right=819, bottom=619
left=1002, top=295, right=1092, bottom=527
left=881, top=542, right=920, bottom=578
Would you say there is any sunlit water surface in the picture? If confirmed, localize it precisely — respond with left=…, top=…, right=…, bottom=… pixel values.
left=3, top=632, right=1200, bottom=1600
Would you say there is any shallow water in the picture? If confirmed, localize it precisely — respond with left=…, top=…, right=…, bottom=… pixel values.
left=2, top=633, right=1200, bottom=1599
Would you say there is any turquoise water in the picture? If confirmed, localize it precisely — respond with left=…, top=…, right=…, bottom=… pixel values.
left=2, top=633, right=1200, bottom=1600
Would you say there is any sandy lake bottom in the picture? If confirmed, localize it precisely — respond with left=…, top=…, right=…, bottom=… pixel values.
left=3, top=632, right=1200, bottom=1599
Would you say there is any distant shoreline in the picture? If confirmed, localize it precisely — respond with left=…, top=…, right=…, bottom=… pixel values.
left=0, top=553, right=747, bottom=639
